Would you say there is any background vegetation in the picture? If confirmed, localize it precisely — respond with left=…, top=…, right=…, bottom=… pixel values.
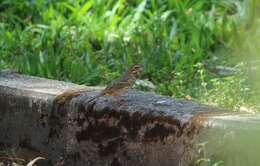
left=0, top=0, right=259, bottom=111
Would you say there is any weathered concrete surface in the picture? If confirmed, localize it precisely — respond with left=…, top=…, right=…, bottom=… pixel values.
left=0, top=71, right=221, bottom=166
left=196, top=113, right=260, bottom=166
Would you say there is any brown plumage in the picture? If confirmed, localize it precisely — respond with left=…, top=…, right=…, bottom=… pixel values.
left=53, top=64, right=143, bottom=105
left=87, top=64, right=142, bottom=103
left=100, top=64, right=142, bottom=96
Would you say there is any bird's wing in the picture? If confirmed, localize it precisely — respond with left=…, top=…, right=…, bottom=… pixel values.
left=104, top=76, right=126, bottom=90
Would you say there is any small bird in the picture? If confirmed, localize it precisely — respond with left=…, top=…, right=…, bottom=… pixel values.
left=87, top=64, right=142, bottom=103
left=53, top=64, right=143, bottom=105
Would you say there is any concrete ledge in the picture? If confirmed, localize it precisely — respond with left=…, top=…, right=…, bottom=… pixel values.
left=0, top=71, right=221, bottom=166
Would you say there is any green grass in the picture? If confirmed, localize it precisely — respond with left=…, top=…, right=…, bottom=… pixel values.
left=0, top=0, right=257, bottom=111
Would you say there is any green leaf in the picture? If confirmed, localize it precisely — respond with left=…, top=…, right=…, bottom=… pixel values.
left=79, top=0, right=93, bottom=15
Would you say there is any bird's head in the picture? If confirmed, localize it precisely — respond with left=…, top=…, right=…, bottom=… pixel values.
left=127, top=64, right=143, bottom=77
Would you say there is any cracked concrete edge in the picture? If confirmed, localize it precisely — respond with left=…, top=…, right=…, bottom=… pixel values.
left=0, top=71, right=225, bottom=166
